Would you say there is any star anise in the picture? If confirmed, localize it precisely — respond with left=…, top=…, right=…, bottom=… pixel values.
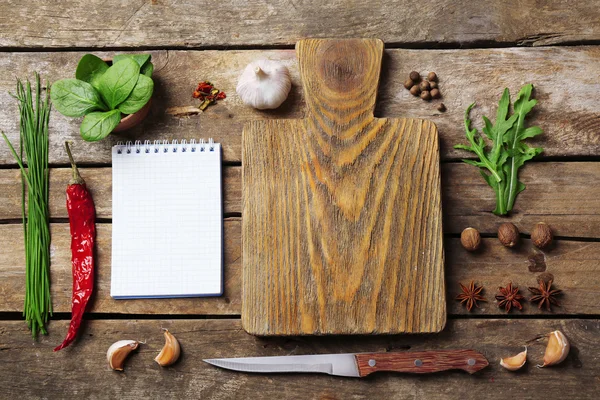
left=495, top=282, right=524, bottom=313
left=529, top=278, right=562, bottom=311
left=456, top=281, right=486, bottom=312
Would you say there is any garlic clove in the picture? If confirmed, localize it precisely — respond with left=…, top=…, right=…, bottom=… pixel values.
left=236, top=60, right=291, bottom=110
left=155, top=329, right=181, bottom=367
left=500, top=347, right=527, bottom=371
left=539, top=330, right=570, bottom=367
left=107, top=340, right=139, bottom=371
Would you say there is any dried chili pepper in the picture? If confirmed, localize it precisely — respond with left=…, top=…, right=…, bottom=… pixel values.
left=192, top=81, right=226, bottom=110
left=54, top=142, right=96, bottom=352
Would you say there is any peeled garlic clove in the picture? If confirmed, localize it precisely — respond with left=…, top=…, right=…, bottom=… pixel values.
left=107, top=340, right=139, bottom=371
left=539, top=330, right=570, bottom=367
left=236, top=60, right=291, bottom=110
left=155, top=329, right=181, bottom=367
left=500, top=347, right=527, bottom=371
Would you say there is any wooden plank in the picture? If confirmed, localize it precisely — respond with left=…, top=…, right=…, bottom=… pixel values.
left=0, top=319, right=597, bottom=399
left=3, top=161, right=600, bottom=238
left=242, top=39, right=445, bottom=335
left=1, top=47, right=600, bottom=164
left=0, top=221, right=241, bottom=315
left=1, top=223, right=598, bottom=315
left=1, top=1, right=600, bottom=48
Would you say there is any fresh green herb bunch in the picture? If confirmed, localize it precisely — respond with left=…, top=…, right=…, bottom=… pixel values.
left=51, top=54, right=154, bottom=142
left=454, top=84, right=543, bottom=215
left=1, top=74, right=52, bottom=337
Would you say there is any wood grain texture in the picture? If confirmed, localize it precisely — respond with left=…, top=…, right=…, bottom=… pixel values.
left=355, top=350, right=489, bottom=376
left=0, top=221, right=241, bottom=315
left=1, top=47, right=600, bottom=165
left=1, top=1, right=600, bottom=48
left=3, top=162, right=600, bottom=238
left=2, top=226, right=599, bottom=316
left=242, top=39, right=445, bottom=335
left=0, top=319, right=597, bottom=399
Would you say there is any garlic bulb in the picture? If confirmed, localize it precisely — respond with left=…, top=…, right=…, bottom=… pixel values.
left=107, top=340, right=139, bottom=371
left=236, top=60, right=291, bottom=110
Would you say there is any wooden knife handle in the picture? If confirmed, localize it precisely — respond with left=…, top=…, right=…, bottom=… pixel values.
left=355, top=350, right=489, bottom=376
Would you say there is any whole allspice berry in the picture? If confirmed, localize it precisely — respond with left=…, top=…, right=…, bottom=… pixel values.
left=409, top=71, right=421, bottom=82
left=429, top=81, right=438, bottom=90
left=461, top=227, right=481, bottom=252
left=427, top=72, right=438, bottom=82
left=420, top=90, right=432, bottom=101
left=403, top=78, right=414, bottom=90
left=531, top=222, right=553, bottom=249
left=430, top=88, right=441, bottom=99
left=437, top=103, right=446, bottom=112
left=498, top=222, right=520, bottom=248
left=419, top=81, right=431, bottom=91
left=409, top=85, right=421, bottom=96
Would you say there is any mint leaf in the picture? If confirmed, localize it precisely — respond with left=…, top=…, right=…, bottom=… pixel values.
left=97, top=58, right=140, bottom=109
left=80, top=110, right=121, bottom=142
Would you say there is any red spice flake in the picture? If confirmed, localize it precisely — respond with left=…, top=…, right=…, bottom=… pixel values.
left=192, top=81, right=226, bottom=111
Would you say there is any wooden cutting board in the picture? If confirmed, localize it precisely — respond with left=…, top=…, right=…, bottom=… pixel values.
left=242, top=38, right=445, bottom=336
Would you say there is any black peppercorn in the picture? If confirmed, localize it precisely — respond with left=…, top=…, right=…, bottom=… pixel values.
left=419, top=81, right=431, bottom=91
left=420, top=90, right=431, bottom=101
left=427, top=72, right=438, bottom=82
left=409, top=85, right=421, bottom=96
left=409, top=71, right=420, bottom=82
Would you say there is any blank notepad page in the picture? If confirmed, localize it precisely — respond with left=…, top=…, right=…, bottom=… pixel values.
left=111, top=140, right=222, bottom=298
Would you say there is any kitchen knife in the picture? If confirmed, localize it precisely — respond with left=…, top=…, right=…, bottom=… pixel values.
left=204, top=350, right=488, bottom=377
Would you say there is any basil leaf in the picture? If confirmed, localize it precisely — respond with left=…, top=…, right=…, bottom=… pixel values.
left=75, top=54, right=109, bottom=90
left=80, top=110, right=122, bottom=142
left=118, top=74, right=154, bottom=114
left=141, top=61, right=154, bottom=77
left=98, top=58, right=140, bottom=109
left=112, top=54, right=151, bottom=68
left=51, top=79, right=106, bottom=117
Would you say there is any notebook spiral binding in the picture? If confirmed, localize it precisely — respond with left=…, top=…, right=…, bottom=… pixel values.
left=115, top=139, right=215, bottom=154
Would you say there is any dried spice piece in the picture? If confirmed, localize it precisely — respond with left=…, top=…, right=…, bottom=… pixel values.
left=456, top=281, right=486, bottom=312
left=192, top=81, right=227, bottom=111
left=529, top=278, right=562, bottom=311
left=528, top=252, right=547, bottom=272
left=495, top=282, right=524, bottom=313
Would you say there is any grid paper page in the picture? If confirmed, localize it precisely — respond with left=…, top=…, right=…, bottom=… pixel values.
left=111, top=141, right=222, bottom=298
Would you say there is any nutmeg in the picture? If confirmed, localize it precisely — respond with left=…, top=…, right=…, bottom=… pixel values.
left=498, top=222, right=520, bottom=248
left=531, top=222, right=553, bottom=249
left=409, top=85, right=421, bottom=96
left=409, top=71, right=421, bottom=82
left=403, top=78, right=414, bottom=90
left=430, top=88, right=441, bottom=99
left=420, top=90, right=432, bottom=101
left=460, top=227, right=481, bottom=252
left=427, top=72, right=438, bottom=82
left=419, top=81, right=431, bottom=91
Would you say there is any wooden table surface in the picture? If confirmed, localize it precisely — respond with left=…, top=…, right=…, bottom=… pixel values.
left=1, top=1, right=599, bottom=399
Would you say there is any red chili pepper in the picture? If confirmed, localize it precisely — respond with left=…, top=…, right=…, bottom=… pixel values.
left=54, top=142, right=96, bottom=352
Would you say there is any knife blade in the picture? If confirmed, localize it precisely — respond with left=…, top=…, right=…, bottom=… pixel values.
left=204, top=349, right=488, bottom=377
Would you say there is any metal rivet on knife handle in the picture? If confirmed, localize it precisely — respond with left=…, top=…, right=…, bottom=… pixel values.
left=414, top=359, right=423, bottom=367
left=467, top=358, right=476, bottom=366
left=368, top=359, right=376, bottom=367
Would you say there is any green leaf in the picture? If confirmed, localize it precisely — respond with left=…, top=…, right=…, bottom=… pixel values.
left=141, top=62, right=154, bottom=77
left=75, top=54, right=109, bottom=90
left=112, top=54, right=151, bottom=68
left=97, top=58, right=140, bottom=109
left=118, top=74, right=154, bottom=114
left=50, top=79, right=107, bottom=117
left=80, top=110, right=121, bottom=142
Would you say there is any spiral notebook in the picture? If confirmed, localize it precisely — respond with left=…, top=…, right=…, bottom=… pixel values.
left=110, top=139, right=223, bottom=298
